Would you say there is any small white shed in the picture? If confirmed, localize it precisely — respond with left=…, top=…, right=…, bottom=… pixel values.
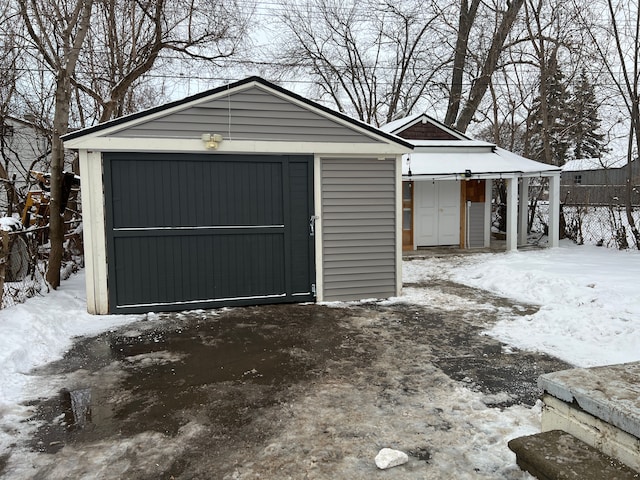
left=381, top=114, right=561, bottom=251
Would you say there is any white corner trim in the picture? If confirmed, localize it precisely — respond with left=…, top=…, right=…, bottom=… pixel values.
left=79, top=150, right=109, bottom=314
left=395, top=155, right=403, bottom=297
left=314, top=155, right=324, bottom=302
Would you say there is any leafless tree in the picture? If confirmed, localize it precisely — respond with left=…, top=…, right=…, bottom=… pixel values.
left=0, top=22, right=18, bottom=213
left=74, top=0, right=250, bottom=125
left=521, top=0, right=593, bottom=166
left=269, top=0, right=448, bottom=126
left=17, top=0, right=92, bottom=289
left=578, top=0, right=640, bottom=248
left=444, top=0, right=526, bottom=132
left=14, top=0, right=251, bottom=288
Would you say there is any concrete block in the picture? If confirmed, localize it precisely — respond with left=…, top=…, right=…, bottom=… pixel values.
left=508, top=430, right=639, bottom=480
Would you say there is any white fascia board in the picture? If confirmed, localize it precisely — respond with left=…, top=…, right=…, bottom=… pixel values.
left=403, top=170, right=560, bottom=181
left=64, top=137, right=411, bottom=156
left=404, top=172, right=518, bottom=181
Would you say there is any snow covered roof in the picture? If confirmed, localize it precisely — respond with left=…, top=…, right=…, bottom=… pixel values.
left=403, top=146, right=560, bottom=179
left=380, top=113, right=468, bottom=139
left=381, top=114, right=560, bottom=179
left=379, top=113, right=424, bottom=133
left=562, top=157, right=627, bottom=172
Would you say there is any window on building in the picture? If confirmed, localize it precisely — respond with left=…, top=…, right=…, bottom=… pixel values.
left=574, top=174, right=582, bottom=185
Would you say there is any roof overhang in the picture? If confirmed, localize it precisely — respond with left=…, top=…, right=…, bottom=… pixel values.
left=403, top=147, right=561, bottom=181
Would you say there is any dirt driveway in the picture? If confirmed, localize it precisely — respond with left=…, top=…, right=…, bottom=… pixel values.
left=2, top=278, right=570, bottom=479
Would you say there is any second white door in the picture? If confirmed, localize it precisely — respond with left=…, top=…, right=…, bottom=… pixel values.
left=415, top=181, right=460, bottom=246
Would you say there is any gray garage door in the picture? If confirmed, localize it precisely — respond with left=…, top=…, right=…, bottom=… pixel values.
left=104, top=153, right=314, bottom=313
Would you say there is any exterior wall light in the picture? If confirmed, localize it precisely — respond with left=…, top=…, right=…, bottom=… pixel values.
left=201, top=133, right=223, bottom=149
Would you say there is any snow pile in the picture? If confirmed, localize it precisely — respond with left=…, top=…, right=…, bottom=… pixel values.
left=403, top=241, right=640, bottom=368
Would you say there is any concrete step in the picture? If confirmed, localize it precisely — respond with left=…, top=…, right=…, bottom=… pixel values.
left=538, top=362, right=640, bottom=471
left=508, top=430, right=640, bottom=480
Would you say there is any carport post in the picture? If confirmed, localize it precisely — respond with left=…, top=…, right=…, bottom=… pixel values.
left=506, top=177, right=518, bottom=251
left=518, top=177, right=530, bottom=246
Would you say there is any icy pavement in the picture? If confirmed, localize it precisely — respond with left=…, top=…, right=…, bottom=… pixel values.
left=3, top=241, right=636, bottom=478
left=2, top=290, right=566, bottom=479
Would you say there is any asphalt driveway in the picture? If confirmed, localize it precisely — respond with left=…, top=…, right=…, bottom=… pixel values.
left=2, top=278, right=570, bottom=479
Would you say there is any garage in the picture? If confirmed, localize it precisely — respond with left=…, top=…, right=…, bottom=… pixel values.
left=63, top=77, right=412, bottom=314
left=104, top=153, right=313, bottom=313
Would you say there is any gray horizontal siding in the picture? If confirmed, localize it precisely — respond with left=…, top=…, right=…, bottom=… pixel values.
left=113, top=86, right=379, bottom=144
left=561, top=168, right=629, bottom=186
left=468, top=202, right=485, bottom=248
left=321, top=158, right=397, bottom=301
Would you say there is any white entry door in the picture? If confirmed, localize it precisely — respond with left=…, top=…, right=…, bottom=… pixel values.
left=415, top=181, right=460, bottom=246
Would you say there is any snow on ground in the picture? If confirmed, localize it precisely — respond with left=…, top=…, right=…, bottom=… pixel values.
left=0, top=274, right=142, bottom=453
left=0, top=240, right=638, bottom=477
left=403, top=240, right=640, bottom=368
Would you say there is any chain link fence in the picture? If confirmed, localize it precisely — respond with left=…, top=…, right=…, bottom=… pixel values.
left=561, top=203, right=640, bottom=250
left=492, top=181, right=640, bottom=250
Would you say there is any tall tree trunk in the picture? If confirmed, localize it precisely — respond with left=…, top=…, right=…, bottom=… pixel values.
left=46, top=76, right=71, bottom=287
left=620, top=2, right=640, bottom=249
left=455, top=0, right=525, bottom=133
left=444, top=0, right=480, bottom=127
left=538, top=53, right=555, bottom=165
left=18, top=0, right=95, bottom=288
left=625, top=101, right=640, bottom=249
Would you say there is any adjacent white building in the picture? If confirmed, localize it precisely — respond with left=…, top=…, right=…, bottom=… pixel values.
left=381, top=114, right=561, bottom=251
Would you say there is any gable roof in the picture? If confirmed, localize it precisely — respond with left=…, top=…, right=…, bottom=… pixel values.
left=382, top=114, right=560, bottom=179
left=63, top=76, right=413, bottom=149
left=380, top=113, right=468, bottom=140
